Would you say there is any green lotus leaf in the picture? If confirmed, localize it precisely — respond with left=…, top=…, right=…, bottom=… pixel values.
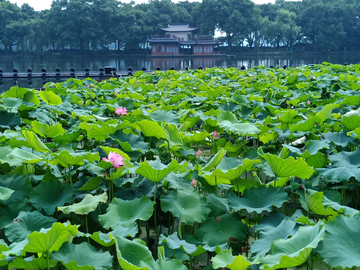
left=111, top=235, right=152, bottom=270
left=91, top=223, right=138, bottom=247
left=328, top=148, right=360, bottom=167
left=278, top=110, right=298, bottom=123
left=0, top=111, right=21, bottom=128
left=219, top=121, right=260, bottom=136
left=0, top=174, right=31, bottom=204
left=31, top=121, right=65, bottom=138
left=151, top=110, right=180, bottom=125
left=315, top=103, right=340, bottom=123
left=305, top=140, right=329, bottom=155
left=300, top=189, right=358, bottom=217
left=5, top=211, right=56, bottom=242
left=261, top=222, right=325, bottom=270
left=161, top=123, right=184, bottom=151
left=58, top=193, right=107, bottom=215
left=7, top=148, right=42, bottom=164
left=303, top=151, right=327, bottom=168
left=136, top=159, right=180, bottom=183
left=23, top=91, right=40, bottom=106
left=99, top=196, right=154, bottom=229
left=22, top=130, right=51, bottom=153
left=251, top=217, right=297, bottom=256
left=1, top=97, right=23, bottom=113
left=160, top=189, right=211, bottom=225
left=317, top=167, right=360, bottom=182
left=262, top=153, right=314, bottom=179
left=181, top=131, right=210, bottom=144
left=24, top=222, right=78, bottom=253
left=53, top=242, right=113, bottom=270
left=201, top=149, right=227, bottom=172
left=195, top=213, right=247, bottom=251
left=0, top=239, right=9, bottom=261
left=163, top=172, right=193, bottom=191
left=212, top=250, right=251, bottom=270
left=110, top=130, right=149, bottom=152
left=159, top=232, right=206, bottom=257
left=133, top=120, right=166, bottom=139
left=77, top=176, right=102, bottom=191
left=341, top=109, right=360, bottom=130
left=228, top=186, right=288, bottom=214
left=39, top=90, right=62, bottom=105
left=206, top=193, right=231, bottom=218
left=289, top=117, right=317, bottom=132
left=0, top=202, right=32, bottom=229
left=53, top=130, right=83, bottom=144
left=211, top=157, right=261, bottom=180
left=79, top=122, right=122, bottom=141
left=0, top=146, right=22, bottom=167
left=217, top=111, right=238, bottom=123
left=3, top=86, right=30, bottom=98
left=50, top=150, right=99, bottom=168
left=140, top=255, right=188, bottom=270
left=29, top=179, right=75, bottom=215
left=323, top=131, right=356, bottom=147
left=8, top=256, right=57, bottom=269
left=316, top=215, right=360, bottom=268
left=0, top=186, right=14, bottom=201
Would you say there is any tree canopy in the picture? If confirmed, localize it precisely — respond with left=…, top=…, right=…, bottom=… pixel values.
left=0, top=0, right=359, bottom=52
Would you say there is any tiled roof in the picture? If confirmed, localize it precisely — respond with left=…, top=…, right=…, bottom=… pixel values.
left=160, top=24, right=197, bottom=32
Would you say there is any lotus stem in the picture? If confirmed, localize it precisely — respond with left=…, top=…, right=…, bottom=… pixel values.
left=47, top=251, right=50, bottom=270
left=85, top=214, right=89, bottom=243
left=154, top=183, right=159, bottom=244
left=178, top=218, right=182, bottom=240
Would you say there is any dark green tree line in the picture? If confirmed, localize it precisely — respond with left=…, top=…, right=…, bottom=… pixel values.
left=0, top=0, right=360, bottom=52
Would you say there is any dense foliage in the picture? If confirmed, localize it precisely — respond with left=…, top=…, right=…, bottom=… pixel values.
left=1, top=63, right=360, bottom=269
left=0, top=0, right=360, bottom=52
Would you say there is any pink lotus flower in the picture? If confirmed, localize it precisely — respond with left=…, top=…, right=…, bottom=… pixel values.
left=196, top=149, right=202, bottom=159
left=249, top=74, right=253, bottom=77
left=115, top=91, right=118, bottom=95
left=102, top=151, right=125, bottom=169
left=191, top=179, right=197, bottom=188
left=312, top=77, right=316, bottom=80
left=115, top=107, right=127, bottom=116
left=213, top=131, right=220, bottom=140
left=307, top=100, right=311, bottom=105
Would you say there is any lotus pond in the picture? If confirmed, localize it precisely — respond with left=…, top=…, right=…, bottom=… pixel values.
left=1, top=63, right=360, bottom=270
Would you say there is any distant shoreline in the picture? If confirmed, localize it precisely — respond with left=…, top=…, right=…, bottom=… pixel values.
left=1, top=49, right=359, bottom=60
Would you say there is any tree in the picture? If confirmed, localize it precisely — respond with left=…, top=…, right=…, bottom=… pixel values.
left=195, top=0, right=258, bottom=47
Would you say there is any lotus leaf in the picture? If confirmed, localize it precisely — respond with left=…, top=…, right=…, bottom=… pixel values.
left=24, top=222, right=78, bottom=253
left=228, top=186, right=288, bottom=214
left=58, top=193, right=107, bottom=215
left=5, top=211, right=56, bottom=242
left=29, top=179, right=75, bottom=215
left=316, top=215, right=360, bottom=268
left=212, top=250, right=251, bottom=270
left=160, top=189, right=211, bottom=224
left=195, top=213, right=247, bottom=251
left=261, top=222, right=325, bottom=269
left=99, top=196, right=154, bottom=229
left=53, top=242, right=113, bottom=270
left=136, top=159, right=180, bottom=183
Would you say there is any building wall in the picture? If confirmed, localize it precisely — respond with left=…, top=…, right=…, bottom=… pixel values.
left=152, top=44, right=179, bottom=56
left=165, top=31, right=192, bottom=41
left=193, top=45, right=214, bottom=55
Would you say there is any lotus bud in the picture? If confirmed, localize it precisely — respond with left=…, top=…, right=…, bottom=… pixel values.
left=307, top=100, right=311, bottom=105
left=213, top=130, right=220, bottom=140
left=196, top=149, right=202, bottom=159
left=191, top=179, right=197, bottom=188
left=115, top=91, right=118, bottom=95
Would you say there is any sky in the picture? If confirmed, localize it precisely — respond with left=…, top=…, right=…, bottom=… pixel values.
left=8, top=0, right=299, bottom=11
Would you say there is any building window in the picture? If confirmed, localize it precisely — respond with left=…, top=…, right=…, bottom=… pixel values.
left=209, top=46, right=213, bottom=52
left=162, top=46, right=165, bottom=52
left=157, top=46, right=161, bottom=52
left=200, top=47, right=202, bottom=53
left=153, top=47, right=155, bottom=52
left=166, top=47, right=169, bottom=53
